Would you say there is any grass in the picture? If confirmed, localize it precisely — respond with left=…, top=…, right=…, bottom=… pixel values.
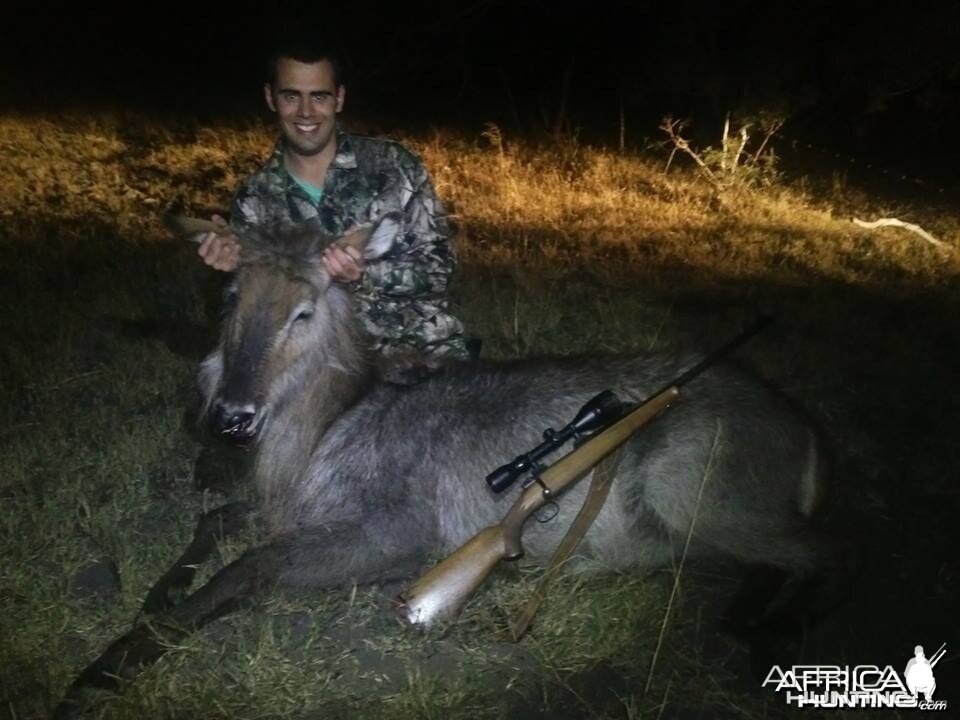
left=1, top=109, right=958, bottom=719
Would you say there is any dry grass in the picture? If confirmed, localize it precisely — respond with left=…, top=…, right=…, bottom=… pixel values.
left=2, top=111, right=955, bottom=285
left=1, top=109, right=957, bottom=719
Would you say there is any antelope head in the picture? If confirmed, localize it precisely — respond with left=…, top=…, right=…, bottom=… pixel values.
left=200, top=215, right=399, bottom=443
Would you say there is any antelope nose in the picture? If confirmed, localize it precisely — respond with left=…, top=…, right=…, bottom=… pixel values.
left=213, top=400, right=257, bottom=437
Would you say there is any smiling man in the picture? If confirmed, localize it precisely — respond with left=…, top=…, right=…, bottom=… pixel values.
left=198, top=36, right=471, bottom=383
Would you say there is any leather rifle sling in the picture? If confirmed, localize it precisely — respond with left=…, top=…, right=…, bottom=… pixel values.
left=509, top=445, right=626, bottom=641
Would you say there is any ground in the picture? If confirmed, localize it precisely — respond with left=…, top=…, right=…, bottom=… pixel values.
left=0, top=113, right=957, bottom=718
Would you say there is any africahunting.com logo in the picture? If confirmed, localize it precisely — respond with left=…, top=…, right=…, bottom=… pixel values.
left=763, top=643, right=947, bottom=711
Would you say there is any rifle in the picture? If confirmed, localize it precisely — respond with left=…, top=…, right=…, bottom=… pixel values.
left=929, top=643, right=947, bottom=668
left=395, top=317, right=773, bottom=628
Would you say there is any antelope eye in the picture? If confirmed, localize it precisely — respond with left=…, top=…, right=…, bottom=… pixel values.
left=290, top=300, right=316, bottom=325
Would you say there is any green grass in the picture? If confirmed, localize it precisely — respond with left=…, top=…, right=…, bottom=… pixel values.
left=1, top=111, right=957, bottom=719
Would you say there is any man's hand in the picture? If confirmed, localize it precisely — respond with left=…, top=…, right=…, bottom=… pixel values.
left=197, top=215, right=241, bottom=272
left=323, top=244, right=365, bottom=283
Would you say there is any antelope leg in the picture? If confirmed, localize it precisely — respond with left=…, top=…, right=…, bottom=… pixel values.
left=139, top=501, right=255, bottom=616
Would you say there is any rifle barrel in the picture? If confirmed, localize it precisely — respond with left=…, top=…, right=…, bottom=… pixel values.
left=665, top=315, right=773, bottom=392
left=929, top=643, right=947, bottom=667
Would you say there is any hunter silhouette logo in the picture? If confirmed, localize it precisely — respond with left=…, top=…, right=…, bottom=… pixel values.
left=904, top=644, right=944, bottom=703
left=762, top=642, right=948, bottom=711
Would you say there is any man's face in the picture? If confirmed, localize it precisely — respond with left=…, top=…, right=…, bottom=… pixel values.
left=264, top=58, right=345, bottom=158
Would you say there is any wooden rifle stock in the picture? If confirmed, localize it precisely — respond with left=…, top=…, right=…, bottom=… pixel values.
left=394, top=385, right=680, bottom=626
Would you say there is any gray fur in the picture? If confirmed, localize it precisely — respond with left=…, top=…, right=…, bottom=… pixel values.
left=199, top=224, right=828, bottom=595
left=57, top=224, right=832, bottom=713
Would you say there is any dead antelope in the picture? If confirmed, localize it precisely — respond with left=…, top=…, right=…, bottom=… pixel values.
left=58, top=216, right=830, bottom=714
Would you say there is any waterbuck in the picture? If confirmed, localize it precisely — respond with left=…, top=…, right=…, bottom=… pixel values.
left=58, top=215, right=829, bottom=712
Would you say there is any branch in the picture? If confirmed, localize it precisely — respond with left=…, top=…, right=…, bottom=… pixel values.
left=663, top=146, right=678, bottom=174
left=751, top=118, right=784, bottom=165
left=659, top=117, right=721, bottom=187
left=731, top=125, right=749, bottom=172
left=644, top=421, right=722, bottom=696
left=852, top=217, right=946, bottom=248
left=720, top=114, right=730, bottom=172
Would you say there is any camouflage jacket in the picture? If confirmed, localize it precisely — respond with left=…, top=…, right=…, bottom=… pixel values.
left=229, top=130, right=469, bottom=378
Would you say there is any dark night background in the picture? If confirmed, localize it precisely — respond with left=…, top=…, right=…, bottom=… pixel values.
left=4, top=1, right=960, bottom=194
left=2, top=2, right=958, bottom=715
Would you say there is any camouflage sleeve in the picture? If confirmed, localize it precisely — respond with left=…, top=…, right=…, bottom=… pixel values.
left=228, top=182, right=262, bottom=236
left=358, top=161, right=456, bottom=301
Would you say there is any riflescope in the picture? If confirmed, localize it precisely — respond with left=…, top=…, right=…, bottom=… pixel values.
left=485, top=390, right=624, bottom=493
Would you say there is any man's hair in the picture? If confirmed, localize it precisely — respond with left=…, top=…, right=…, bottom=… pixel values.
left=263, top=25, right=345, bottom=88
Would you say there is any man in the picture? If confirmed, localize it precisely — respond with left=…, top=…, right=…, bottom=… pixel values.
left=198, top=39, right=471, bottom=383
left=904, top=645, right=936, bottom=703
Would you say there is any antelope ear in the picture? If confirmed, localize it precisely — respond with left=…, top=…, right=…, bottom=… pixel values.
left=336, top=214, right=401, bottom=261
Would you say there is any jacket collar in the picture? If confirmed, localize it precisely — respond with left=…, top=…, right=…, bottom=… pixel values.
left=267, top=128, right=357, bottom=179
